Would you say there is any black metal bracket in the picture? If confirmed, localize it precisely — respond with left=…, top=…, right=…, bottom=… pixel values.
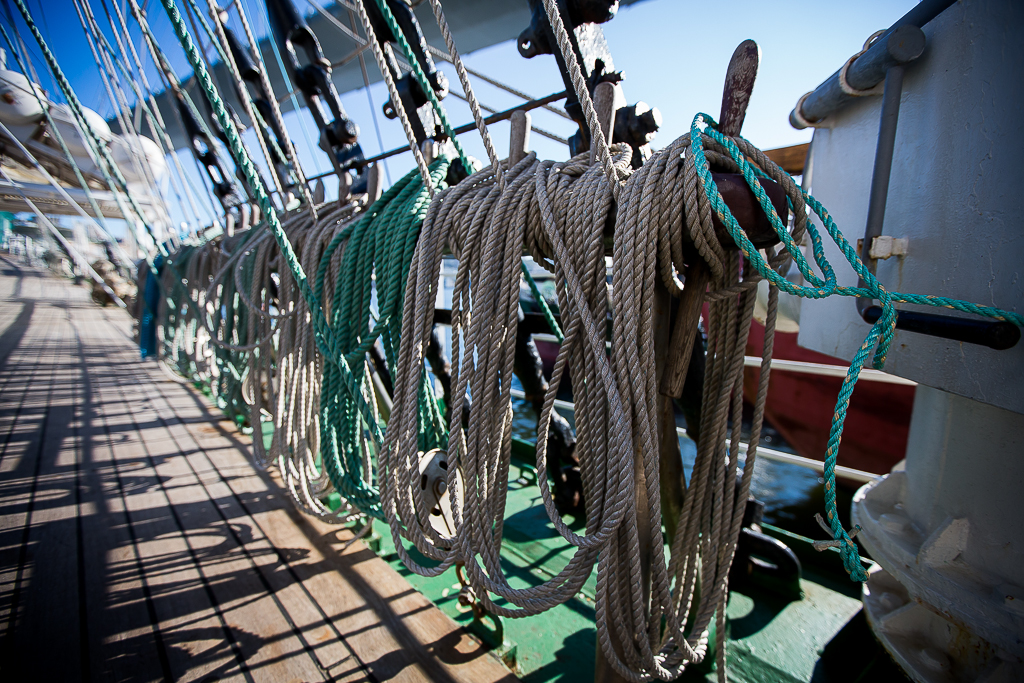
left=862, top=307, right=1020, bottom=351
left=517, top=0, right=659, bottom=165
left=176, top=93, right=241, bottom=212
left=265, top=0, right=365, bottom=190
left=365, top=0, right=449, bottom=146
left=729, top=496, right=803, bottom=601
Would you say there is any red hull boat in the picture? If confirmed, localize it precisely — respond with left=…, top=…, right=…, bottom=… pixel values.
left=743, top=321, right=915, bottom=477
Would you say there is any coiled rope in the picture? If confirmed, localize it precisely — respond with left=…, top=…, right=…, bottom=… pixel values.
left=149, top=1, right=1022, bottom=680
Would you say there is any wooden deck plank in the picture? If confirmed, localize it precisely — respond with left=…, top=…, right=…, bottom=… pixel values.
left=113, top=376, right=331, bottom=683
left=0, top=289, right=60, bottom=640
left=74, top=313, right=200, bottom=683
left=0, top=264, right=516, bottom=683
left=91, top=318, right=249, bottom=683
left=159, top=393, right=517, bottom=683
left=1, top=285, right=90, bottom=682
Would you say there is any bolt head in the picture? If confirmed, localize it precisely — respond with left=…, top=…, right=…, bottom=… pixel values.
left=334, top=119, right=359, bottom=143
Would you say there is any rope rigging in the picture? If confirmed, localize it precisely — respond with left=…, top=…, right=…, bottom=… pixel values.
left=13, top=0, right=1022, bottom=680
left=12, top=0, right=167, bottom=256
left=153, top=1, right=1024, bottom=680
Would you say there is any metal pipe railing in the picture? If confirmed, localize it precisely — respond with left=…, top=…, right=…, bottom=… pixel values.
left=789, top=0, right=956, bottom=129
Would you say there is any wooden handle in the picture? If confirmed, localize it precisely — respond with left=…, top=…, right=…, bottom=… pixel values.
left=658, top=262, right=711, bottom=397
left=589, top=81, right=618, bottom=166
left=509, top=110, right=531, bottom=166
left=718, top=39, right=760, bottom=136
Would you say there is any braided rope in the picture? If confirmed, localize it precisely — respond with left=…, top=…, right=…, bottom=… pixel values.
left=366, top=0, right=471, bottom=173
left=538, top=0, right=625, bottom=190
left=231, top=0, right=317, bottom=219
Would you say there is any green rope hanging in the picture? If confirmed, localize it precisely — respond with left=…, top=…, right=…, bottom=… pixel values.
left=689, top=112, right=1024, bottom=581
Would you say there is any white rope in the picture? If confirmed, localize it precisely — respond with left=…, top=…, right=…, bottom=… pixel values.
left=538, top=0, right=626, bottom=189
left=231, top=0, right=318, bottom=220
left=209, top=4, right=285, bottom=204
left=352, top=0, right=435, bottom=195
left=380, top=124, right=802, bottom=680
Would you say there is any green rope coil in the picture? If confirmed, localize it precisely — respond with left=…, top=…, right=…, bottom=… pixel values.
left=689, top=112, right=1023, bottom=581
left=313, top=159, right=451, bottom=518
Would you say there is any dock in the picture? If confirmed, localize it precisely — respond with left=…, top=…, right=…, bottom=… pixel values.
left=0, top=256, right=516, bottom=683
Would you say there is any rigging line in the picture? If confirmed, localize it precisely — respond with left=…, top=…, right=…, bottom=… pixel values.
left=383, top=47, right=570, bottom=146
left=423, top=43, right=572, bottom=122
left=351, top=0, right=434, bottom=193
left=0, top=112, right=136, bottom=270
left=303, top=0, right=396, bottom=187
left=102, top=0, right=204, bottom=233
left=180, top=0, right=273, bottom=202
left=209, top=5, right=284, bottom=202
left=0, top=155, right=127, bottom=307
left=306, top=0, right=361, bottom=44
left=0, top=1, right=53, bottom=103
left=180, top=0, right=258, bottom=200
left=311, top=0, right=391, bottom=184
left=125, top=0, right=225, bottom=225
left=244, top=0, right=323, bottom=176
left=442, top=83, right=567, bottom=146
left=89, top=0, right=175, bottom=223
left=229, top=0, right=316, bottom=217
left=17, top=0, right=162, bottom=254
left=75, top=0, right=167, bottom=223
left=31, top=0, right=48, bottom=41
left=104, top=0, right=206, bottom=233
left=355, top=47, right=392, bottom=185
left=0, top=22, right=135, bottom=270
left=154, top=59, right=224, bottom=224
left=182, top=0, right=216, bottom=67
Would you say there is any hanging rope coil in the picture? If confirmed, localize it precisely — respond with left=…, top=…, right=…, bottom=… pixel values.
left=145, top=1, right=1024, bottom=680
left=381, top=128, right=791, bottom=680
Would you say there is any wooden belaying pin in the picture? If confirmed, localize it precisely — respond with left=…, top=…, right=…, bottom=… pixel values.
left=509, top=109, right=531, bottom=166
left=589, top=81, right=619, bottom=166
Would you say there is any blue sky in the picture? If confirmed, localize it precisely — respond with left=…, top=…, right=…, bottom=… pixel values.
left=4, top=0, right=917, bottom=235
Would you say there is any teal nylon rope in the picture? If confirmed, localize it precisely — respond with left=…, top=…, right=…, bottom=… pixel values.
left=689, top=112, right=1023, bottom=581
left=314, top=160, right=450, bottom=518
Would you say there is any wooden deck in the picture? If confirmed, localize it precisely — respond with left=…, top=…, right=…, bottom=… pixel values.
left=0, top=256, right=516, bottom=683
